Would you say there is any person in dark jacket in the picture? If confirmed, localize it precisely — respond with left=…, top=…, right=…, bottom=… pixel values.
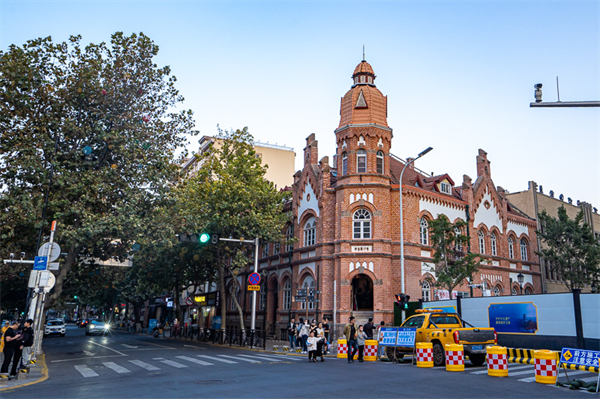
left=1, top=320, right=22, bottom=380
left=20, top=319, right=34, bottom=370
left=363, top=318, right=374, bottom=339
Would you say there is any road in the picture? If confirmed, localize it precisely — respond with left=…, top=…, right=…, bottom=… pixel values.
left=3, top=325, right=596, bottom=398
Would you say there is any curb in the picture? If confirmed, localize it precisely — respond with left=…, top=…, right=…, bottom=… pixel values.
left=0, top=354, right=48, bottom=392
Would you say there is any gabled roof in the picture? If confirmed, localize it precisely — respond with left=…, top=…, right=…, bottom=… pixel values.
left=389, top=157, right=462, bottom=201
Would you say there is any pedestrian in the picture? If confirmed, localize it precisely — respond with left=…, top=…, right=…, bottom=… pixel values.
left=343, top=316, right=358, bottom=363
left=306, top=331, right=318, bottom=362
left=356, top=325, right=367, bottom=362
left=364, top=317, right=374, bottom=339
left=296, top=318, right=303, bottom=349
left=19, top=319, right=34, bottom=370
left=322, top=318, right=330, bottom=354
left=377, top=321, right=386, bottom=358
left=1, top=320, right=23, bottom=380
left=300, top=319, right=310, bottom=353
left=0, top=321, right=9, bottom=353
left=316, top=322, right=325, bottom=362
left=287, top=318, right=296, bottom=349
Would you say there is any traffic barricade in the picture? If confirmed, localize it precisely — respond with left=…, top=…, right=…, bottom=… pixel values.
left=364, top=340, right=378, bottom=361
left=337, top=339, right=347, bottom=359
left=534, top=350, right=558, bottom=384
left=445, top=343, right=465, bottom=372
left=416, top=342, right=434, bottom=368
left=486, top=346, right=508, bottom=377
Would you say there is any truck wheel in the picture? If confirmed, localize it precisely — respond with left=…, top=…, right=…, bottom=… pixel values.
left=385, top=347, right=395, bottom=360
left=469, top=354, right=486, bottom=366
left=433, top=343, right=445, bottom=367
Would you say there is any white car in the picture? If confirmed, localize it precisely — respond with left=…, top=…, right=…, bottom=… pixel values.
left=45, top=319, right=66, bottom=337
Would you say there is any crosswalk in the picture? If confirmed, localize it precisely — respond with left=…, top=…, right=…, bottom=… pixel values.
left=73, top=353, right=305, bottom=378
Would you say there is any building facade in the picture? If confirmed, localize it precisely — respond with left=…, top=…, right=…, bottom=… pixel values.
left=506, top=181, right=599, bottom=293
left=224, top=60, right=542, bottom=337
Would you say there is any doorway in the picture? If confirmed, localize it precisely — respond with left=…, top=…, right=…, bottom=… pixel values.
left=352, top=274, right=373, bottom=311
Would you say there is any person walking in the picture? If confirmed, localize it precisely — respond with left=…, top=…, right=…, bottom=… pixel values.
left=306, top=331, right=318, bottom=362
left=322, top=318, right=330, bottom=354
left=287, top=318, right=296, bottom=350
left=316, top=322, right=325, bottom=362
left=343, top=316, right=358, bottom=363
left=363, top=318, right=374, bottom=339
left=376, top=321, right=386, bottom=358
left=19, top=319, right=34, bottom=370
left=300, top=319, right=310, bottom=353
left=356, top=325, right=368, bottom=362
left=1, top=320, right=23, bottom=380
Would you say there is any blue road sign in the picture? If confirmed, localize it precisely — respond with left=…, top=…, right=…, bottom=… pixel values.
left=34, top=256, right=48, bottom=271
left=560, top=348, right=600, bottom=368
left=378, top=327, right=399, bottom=347
left=248, top=272, right=261, bottom=286
left=396, top=327, right=417, bottom=347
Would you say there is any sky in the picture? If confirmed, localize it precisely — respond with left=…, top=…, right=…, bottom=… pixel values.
left=1, top=0, right=599, bottom=210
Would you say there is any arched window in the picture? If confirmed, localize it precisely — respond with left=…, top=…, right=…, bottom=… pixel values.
left=511, top=287, right=518, bottom=296
left=376, top=151, right=384, bottom=174
left=283, top=279, right=291, bottom=310
left=353, top=209, right=371, bottom=239
left=520, top=238, right=528, bottom=261
left=301, top=275, right=315, bottom=310
left=273, top=243, right=280, bottom=255
left=490, top=233, right=497, bottom=256
left=342, top=152, right=348, bottom=175
left=524, top=287, right=532, bottom=295
left=422, top=281, right=431, bottom=301
left=493, top=285, right=502, bottom=297
left=508, top=236, right=514, bottom=258
left=262, top=243, right=269, bottom=258
left=454, top=227, right=462, bottom=251
left=357, top=149, right=367, bottom=173
left=478, top=230, right=486, bottom=254
left=259, top=282, right=266, bottom=310
left=303, top=217, right=316, bottom=247
left=420, top=218, right=429, bottom=245
left=285, top=224, right=293, bottom=252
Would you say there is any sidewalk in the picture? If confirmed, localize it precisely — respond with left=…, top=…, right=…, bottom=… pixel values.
left=0, top=355, right=48, bottom=392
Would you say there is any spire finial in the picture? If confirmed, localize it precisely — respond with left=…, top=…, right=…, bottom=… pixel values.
left=363, top=45, right=365, bottom=61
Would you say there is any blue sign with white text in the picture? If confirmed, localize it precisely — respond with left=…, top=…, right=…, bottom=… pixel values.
left=488, top=302, right=538, bottom=334
left=560, top=348, right=600, bottom=368
left=378, top=327, right=399, bottom=347
left=34, top=256, right=48, bottom=271
left=396, top=327, right=417, bottom=347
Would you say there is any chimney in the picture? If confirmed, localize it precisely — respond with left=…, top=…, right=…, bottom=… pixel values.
left=406, top=157, right=415, bottom=170
left=476, top=149, right=491, bottom=177
left=304, top=133, right=318, bottom=166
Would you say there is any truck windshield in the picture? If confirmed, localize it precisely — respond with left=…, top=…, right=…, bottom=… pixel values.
left=402, top=315, right=425, bottom=328
left=430, top=315, right=460, bottom=325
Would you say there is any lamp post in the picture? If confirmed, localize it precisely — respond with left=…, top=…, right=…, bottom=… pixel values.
left=391, top=147, right=433, bottom=322
left=517, top=273, right=524, bottom=295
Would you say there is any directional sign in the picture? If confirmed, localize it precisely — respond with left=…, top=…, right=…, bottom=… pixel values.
left=39, top=242, right=61, bottom=262
left=247, top=285, right=260, bottom=291
left=297, top=289, right=307, bottom=296
left=294, top=296, right=306, bottom=302
left=33, top=256, right=48, bottom=271
left=248, top=272, right=261, bottom=286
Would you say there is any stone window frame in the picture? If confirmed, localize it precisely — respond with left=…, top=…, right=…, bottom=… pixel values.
left=353, top=209, right=372, bottom=239
left=520, top=238, right=528, bottom=261
left=508, top=236, right=515, bottom=259
left=376, top=150, right=384, bottom=174
left=478, top=230, right=486, bottom=254
left=285, top=224, right=293, bottom=252
left=420, top=218, right=429, bottom=246
left=357, top=149, right=367, bottom=173
left=283, top=278, right=292, bottom=310
left=303, top=217, right=316, bottom=247
left=342, top=152, right=348, bottom=175
left=490, top=232, right=497, bottom=256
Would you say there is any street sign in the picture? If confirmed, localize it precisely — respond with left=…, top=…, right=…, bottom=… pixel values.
left=307, top=296, right=316, bottom=301
left=42, top=272, right=56, bottom=293
left=185, top=296, right=193, bottom=306
left=48, top=262, right=60, bottom=271
left=396, top=327, right=417, bottom=347
left=33, top=256, right=48, bottom=271
left=247, top=285, right=260, bottom=291
left=248, top=272, right=261, bottom=286
left=560, top=348, right=600, bottom=368
left=377, top=327, right=417, bottom=347
left=309, top=289, right=320, bottom=295
left=297, top=289, right=307, bottom=296
left=294, top=296, right=306, bottom=302
left=39, top=242, right=61, bottom=262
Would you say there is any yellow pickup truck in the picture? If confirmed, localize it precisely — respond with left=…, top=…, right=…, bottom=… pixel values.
left=387, top=309, right=497, bottom=366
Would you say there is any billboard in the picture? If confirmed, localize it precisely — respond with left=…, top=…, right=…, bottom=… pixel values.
left=488, top=302, right=538, bottom=334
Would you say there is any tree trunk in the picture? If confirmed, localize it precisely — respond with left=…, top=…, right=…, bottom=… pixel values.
left=230, top=272, right=246, bottom=334
left=218, top=261, right=227, bottom=332
left=44, top=245, right=79, bottom=308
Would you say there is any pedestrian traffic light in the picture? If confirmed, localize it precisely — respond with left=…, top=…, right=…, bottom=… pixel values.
left=198, top=233, right=220, bottom=246
left=394, top=293, right=410, bottom=310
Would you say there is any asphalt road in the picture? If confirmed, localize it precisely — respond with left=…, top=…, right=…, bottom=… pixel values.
left=3, top=326, right=596, bottom=398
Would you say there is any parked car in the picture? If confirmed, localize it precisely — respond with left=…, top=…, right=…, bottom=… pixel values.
left=85, top=320, right=111, bottom=336
left=44, top=319, right=66, bottom=337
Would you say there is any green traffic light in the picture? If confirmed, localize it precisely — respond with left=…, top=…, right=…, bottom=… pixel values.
left=74, top=295, right=78, bottom=299
left=199, top=233, right=210, bottom=244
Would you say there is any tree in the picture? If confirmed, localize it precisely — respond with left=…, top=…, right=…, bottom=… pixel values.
left=537, top=206, right=600, bottom=291
left=0, top=33, right=197, bottom=309
left=176, top=127, right=291, bottom=333
left=426, top=215, right=483, bottom=295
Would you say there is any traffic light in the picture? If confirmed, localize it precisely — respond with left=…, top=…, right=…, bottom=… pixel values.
left=177, top=232, right=220, bottom=245
left=394, top=293, right=410, bottom=310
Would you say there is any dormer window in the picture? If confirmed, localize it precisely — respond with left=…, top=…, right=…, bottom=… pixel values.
left=360, top=75, right=365, bottom=83
left=368, top=76, right=372, bottom=84
left=440, top=182, right=451, bottom=194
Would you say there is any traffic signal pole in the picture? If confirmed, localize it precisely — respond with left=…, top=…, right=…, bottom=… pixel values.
left=250, top=237, right=259, bottom=333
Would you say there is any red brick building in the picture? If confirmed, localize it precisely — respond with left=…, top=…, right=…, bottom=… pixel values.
left=226, top=60, right=541, bottom=337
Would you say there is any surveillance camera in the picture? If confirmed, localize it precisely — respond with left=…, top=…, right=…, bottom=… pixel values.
left=534, top=83, right=542, bottom=89
left=10, top=253, right=15, bottom=259
left=20, top=252, right=26, bottom=259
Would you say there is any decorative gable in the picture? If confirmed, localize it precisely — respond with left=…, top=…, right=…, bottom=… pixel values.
left=298, top=179, right=319, bottom=222
left=355, top=89, right=367, bottom=109
left=473, top=186, right=502, bottom=232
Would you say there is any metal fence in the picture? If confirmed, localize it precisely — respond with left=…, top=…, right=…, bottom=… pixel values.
left=166, top=325, right=266, bottom=349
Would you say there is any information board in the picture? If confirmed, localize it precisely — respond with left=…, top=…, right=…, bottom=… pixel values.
left=560, top=348, right=600, bottom=368
left=378, top=327, right=399, bottom=347
left=396, top=327, right=417, bottom=347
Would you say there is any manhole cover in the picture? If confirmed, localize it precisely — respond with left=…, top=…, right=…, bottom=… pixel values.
left=194, top=380, right=222, bottom=385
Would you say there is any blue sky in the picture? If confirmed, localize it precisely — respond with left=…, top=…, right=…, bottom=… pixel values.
left=2, top=0, right=599, bottom=209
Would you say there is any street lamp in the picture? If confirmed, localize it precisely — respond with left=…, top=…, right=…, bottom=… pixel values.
left=591, top=282, right=597, bottom=294
left=517, top=273, right=524, bottom=295
left=392, top=147, right=433, bottom=322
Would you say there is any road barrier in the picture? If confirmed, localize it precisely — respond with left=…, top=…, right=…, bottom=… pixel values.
left=534, top=350, right=558, bottom=384
left=336, top=339, right=358, bottom=360
left=507, top=347, right=535, bottom=364
left=445, top=344, right=465, bottom=372
left=416, top=342, right=433, bottom=368
left=486, top=346, right=508, bottom=377
left=364, top=340, right=378, bottom=361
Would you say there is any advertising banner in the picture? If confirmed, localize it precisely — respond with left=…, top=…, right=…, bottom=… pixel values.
left=488, top=302, right=538, bottom=334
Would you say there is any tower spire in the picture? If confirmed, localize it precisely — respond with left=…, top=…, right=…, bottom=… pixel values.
left=363, top=45, right=365, bottom=61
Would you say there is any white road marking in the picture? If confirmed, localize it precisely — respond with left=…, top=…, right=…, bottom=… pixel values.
left=152, top=357, right=164, bottom=360
left=52, top=355, right=123, bottom=363
left=129, top=360, right=160, bottom=371
left=184, top=345, right=204, bottom=349
left=238, top=354, right=282, bottom=362
left=470, top=365, right=534, bottom=375
left=256, top=353, right=306, bottom=362
left=89, top=342, right=127, bottom=356
left=103, top=362, right=131, bottom=374
left=74, top=365, right=99, bottom=378
left=176, top=355, right=213, bottom=366
left=507, top=369, right=539, bottom=377
left=197, top=355, right=237, bottom=364
left=218, top=355, right=261, bottom=363
left=519, top=370, right=592, bottom=383
left=159, top=359, right=188, bottom=368
left=507, top=364, right=537, bottom=371
left=83, top=351, right=95, bottom=357
left=121, top=344, right=139, bottom=349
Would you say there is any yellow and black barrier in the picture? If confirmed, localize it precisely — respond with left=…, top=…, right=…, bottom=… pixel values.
left=507, top=348, right=536, bottom=364
left=559, top=363, right=599, bottom=373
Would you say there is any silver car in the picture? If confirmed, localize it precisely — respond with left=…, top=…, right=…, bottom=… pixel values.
left=85, top=320, right=111, bottom=336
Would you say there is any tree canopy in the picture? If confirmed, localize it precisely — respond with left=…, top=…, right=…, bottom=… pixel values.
left=537, top=206, right=600, bottom=291
left=0, top=32, right=197, bottom=309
